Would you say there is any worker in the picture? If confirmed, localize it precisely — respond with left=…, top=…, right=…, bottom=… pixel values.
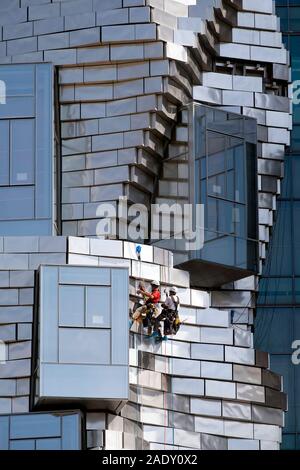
left=152, top=286, right=180, bottom=342
left=132, top=280, right=161, bottom=334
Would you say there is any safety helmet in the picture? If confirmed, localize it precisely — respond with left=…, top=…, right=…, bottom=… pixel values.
left=151, top=280, right=160, bottom=287
left=170, top=286, right=177, bottom=294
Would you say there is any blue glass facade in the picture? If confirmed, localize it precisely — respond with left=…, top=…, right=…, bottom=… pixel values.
left=0, top=64, right=53, bottom=236
left=255, top=0, right=300, bottom=449
left=0, top=411, right=82, bottom=450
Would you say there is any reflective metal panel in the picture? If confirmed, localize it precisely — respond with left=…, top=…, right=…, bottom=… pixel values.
left=59, top=266, right=110, bottom=285
left=174, top=429, right=200, bottom=449
left=10, top=414, right=60, bottom=439
left=0, top=416, right=9, bottom=450
left=252, top=405, right=284, bottom=426
left=59, top=285, right=85, bottom=327
left=205, top=380, right=236, bottom=399
left=191, top=398, right=222, bottom=417
left=62, top=414, right=82, bottom=450
left=191, top=343, right=224, bottom=361
left=41, top=266, right=59, bottom=363
left=169, top=412, right=194, bottom=432
left=236, top=383, right=265, bottom=403
left=228, top=439, right=259, bottom=451
left=201, top=327, right=233, bottom=345
left=41, top=363, right=128, bottom=400
left=253, top=424, right=280, bottom=442
left=143, top=425, right=174, bottom=445
left=170, top=357, right=200, bottom=377
left=86, top=286, right=111, bottom=328
left=201, top=433, right=227, bottom=450
left=262, top=369, right=281, bottom=391
left=224, top=420, right=254, bottom=439
left=195, top=416, right=224, bottom=435
left=233, top=364, right=262, bottom=384
left=172, top=378, right=204, bottom=396
left=165, top=393, right=190, bottom=414
left=201, top=361, right=232, bottom=380
left=225, top=346, right=255, bottom=365
left=36, top=438, right=61, bottom=450
left=10, top=440, right=35, bottom=450
left=222, top=401, right=251, bottom=420
left=59, top=328, right=110, bottom=364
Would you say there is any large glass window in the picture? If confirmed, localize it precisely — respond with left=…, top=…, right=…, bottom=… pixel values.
left=193, top=104, right=258, bottom=273
left=0, top=412, right=82, bottom=450
left=0, top=64, right=53, bottom=235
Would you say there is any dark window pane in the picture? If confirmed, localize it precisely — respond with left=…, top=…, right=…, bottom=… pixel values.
left=230, top=138, right=245, bottom=203
left=208, top=173, right=226, bottom=198
left=192, top=104, right=258, bottom=275
left=293, top=203, right=300, bottom=276
left=207, top=131, right=226, bottom=176
left=282, top=434, right=296, bottom=450
left=276, top=7, right=288, bottom=31
left=290, top=7, right=300, bottom=33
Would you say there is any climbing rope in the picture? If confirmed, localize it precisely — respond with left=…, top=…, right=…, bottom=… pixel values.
left=135, top=243, right=144, bottom=451
left=132, top=243, right=179, bottom=449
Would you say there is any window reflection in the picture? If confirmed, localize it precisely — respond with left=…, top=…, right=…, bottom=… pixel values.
left=0, top=412, right=81, bottom=450
left=193, top=104, right=258, bottom=272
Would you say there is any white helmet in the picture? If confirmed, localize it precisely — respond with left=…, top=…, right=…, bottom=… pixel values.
left=151, top=280, right=160, bottom=287
left=170, top=286, right=177, bottom=294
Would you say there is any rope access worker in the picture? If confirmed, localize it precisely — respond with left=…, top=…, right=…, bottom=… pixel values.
left=152, top=286, right=180, bottom=342
left=132, top=280, right=161, bottom=334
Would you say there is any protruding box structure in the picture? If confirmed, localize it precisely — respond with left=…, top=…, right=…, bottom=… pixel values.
left=183, top=104, right=259, bottom=287
left=153, top=103, right=259, bottom=288
left=32, top=265, right=129, bottom=412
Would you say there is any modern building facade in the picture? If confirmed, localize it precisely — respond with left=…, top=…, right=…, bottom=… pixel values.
left=255, top=0, right=300, bottom=450
left=0, top=0, right=293, bottom=450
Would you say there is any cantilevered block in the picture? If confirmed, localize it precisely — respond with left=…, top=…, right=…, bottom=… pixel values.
left=32, top=265, right=129, bottom=412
